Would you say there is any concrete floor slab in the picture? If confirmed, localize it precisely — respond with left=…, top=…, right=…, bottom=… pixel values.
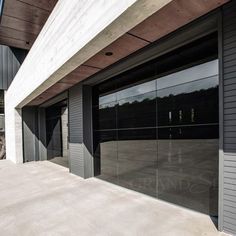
left=0, top=160, right=230, bottom=236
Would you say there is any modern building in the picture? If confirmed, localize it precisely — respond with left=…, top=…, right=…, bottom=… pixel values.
left=1, top=0, right=236, bottom=234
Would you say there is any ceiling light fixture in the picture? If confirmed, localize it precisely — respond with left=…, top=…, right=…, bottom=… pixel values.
left=105, top=52, right=113, bottom=56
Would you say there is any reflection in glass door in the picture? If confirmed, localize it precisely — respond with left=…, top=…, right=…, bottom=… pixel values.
left=93, top=60, right=219, bottom=216
left=156, top=60, right=219, bottom=216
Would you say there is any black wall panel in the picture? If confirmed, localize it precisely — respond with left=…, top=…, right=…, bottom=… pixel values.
left=0, top=45, right=26, bottom=90
left=22, top=107, right=39, bottom=162
left=68, top=84, right=94, bottom=178
left=221, top=1, right=236, bottom=234
left=68, top=84, right=84, bottom=176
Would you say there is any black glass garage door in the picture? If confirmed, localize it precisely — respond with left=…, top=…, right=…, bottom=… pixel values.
left=156, top=63, right=219, bottom=215
left=93, top=33, right=219, bottom=215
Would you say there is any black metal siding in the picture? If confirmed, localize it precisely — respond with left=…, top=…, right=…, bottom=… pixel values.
left=22, top=107, right=39, bottom=162
left=0, top=45, right=21, bottom=90
left=83, top=85, right=94, bottom=178
left=68, top=84, right=94, bottom=178
left=69, top=84, right=83, bottom=143
left=68, top=84, right=85, bottom=177
left=222, top=1, right=236, bottom=234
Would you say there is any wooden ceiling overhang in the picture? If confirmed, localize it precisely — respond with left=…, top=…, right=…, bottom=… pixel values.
left=0, top=0, right=58, bottom=50
left=26, top=0, right=229, bottom=106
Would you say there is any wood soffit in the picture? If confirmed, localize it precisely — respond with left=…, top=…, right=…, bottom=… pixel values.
left=26, top=0, right=229, bottom=106
left=0, top=0, right=58, bottom=50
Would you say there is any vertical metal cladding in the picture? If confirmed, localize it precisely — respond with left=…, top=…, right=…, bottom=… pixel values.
left=222, top=1, right=236, bottom=234
left=69, top=84, right=83, bottom=143
left=68, top=83, right=85, bottom=177
left=83, top=86, right=94, bottom=178
left=22, top=107, right=39, bottom=162
left=0, top=45, right=20, bottom=90
left=68, top=84, right=94, bottom=178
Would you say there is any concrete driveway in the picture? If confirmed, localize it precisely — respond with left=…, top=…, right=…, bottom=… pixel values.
left=0, top=160, right=230, bottom=236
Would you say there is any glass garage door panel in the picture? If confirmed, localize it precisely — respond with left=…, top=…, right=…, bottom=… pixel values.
left=94, top=130, right=118, bottom=184
left=117, top=91, right=156, bottom=129
left=93, top=59, right=219, bottom=216
left=117, top=128, right=157, bottom=197
left=156, top=71, right=219, bottom=215
left=115, top=81, right=157, bottom=196
left=97, top=101, right=117, bottom=130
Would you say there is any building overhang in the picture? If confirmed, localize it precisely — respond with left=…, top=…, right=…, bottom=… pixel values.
left=27, top=0, right=229, bottom=106
left=5, top=0, right=229, bottom=108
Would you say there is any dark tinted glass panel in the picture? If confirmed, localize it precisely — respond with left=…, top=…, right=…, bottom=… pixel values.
left=117, top=129, right=157, bottom=197
left=93, top=92, right=118, bottom=130
left=157, top=138, right=218, bottom=215
left=156, top=69, right=219, bottom=215
left=157, top=76, right=219, bottom=127
left=158, top=125, right=219, bottom=139
left=97, top=102, right=117, bottom=130
left=117, top=92, right=156, bottom=128
left=118, top=128, right=156, bottom=140
left=92, top=32, right=219, bottom=216
left=94, top=130, right=118, bottom=183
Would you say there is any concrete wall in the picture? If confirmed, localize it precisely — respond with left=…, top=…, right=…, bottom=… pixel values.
left=5, top=0, right=171, bottom=163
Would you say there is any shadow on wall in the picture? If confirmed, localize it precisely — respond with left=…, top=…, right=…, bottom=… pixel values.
left=0, top=91, right=5, bottom=159
left=0, top=131, right=5, bottom=159
left=22, top=103, right=69, bottom=167
left=22, top=107, right=41, bottom=162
